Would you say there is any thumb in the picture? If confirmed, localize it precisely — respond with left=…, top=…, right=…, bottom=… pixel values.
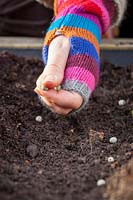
left=42, top=35, right=70, bottom=89
left=43, top=64, right=64, bottom=89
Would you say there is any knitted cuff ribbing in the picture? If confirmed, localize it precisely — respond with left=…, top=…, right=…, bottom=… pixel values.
left=103, top=0, right=127, bottom=27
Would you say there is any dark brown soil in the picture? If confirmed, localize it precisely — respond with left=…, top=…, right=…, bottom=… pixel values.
left=0, top=52, right=133, bottom=200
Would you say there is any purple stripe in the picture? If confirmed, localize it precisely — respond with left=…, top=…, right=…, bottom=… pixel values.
left=56, top=5, right=102, bottom=35
left=65, top=54, right=99, bottom=85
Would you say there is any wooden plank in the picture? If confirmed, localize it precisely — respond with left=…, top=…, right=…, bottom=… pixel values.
left=101, top=39, right=133, bottom=50
left=0, top=37, right=43, bottom=49
left=0, top=37, right=133, bottom=50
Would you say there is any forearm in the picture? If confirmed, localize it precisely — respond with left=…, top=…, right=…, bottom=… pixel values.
left=36, top=0, right=127, bottom=27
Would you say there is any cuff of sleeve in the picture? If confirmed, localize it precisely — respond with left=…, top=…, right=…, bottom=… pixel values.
left=62, top=79, right=92, bottom=114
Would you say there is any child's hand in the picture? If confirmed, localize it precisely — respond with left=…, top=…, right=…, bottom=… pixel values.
left=34, top=35, right=83, bottom=115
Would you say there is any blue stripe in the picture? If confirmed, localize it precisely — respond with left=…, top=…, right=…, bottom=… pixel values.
left=42, top=45, right=48, bottom=64
left=48, top=14, right=101, bottom=43
left=69, top=37, right=99, bottom=64
left=42, top=36, right=99, bottom=65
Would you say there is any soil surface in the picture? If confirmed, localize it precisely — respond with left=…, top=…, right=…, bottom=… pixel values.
left=0, top=52, right=133, bottom=200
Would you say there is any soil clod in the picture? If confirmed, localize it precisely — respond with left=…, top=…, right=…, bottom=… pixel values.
left=26, top=144, right=38, bottom=158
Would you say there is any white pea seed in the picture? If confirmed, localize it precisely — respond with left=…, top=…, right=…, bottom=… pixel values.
left=43, top=86, right=48, bottom=91
left=54, top=85, right=61, bottom=91
left=109, top=137, right=118, bottom=144
left=43, top=85, right=61, bottom=91
left=35, top=115, right=43, bottom=122
left=108, top=156, right=115, bottom=163
left=118, top=99, right=126, bottom=106
left=97, top=179, right=106, bottom=186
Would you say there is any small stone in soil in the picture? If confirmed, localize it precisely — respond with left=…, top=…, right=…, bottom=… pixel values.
left=37, top=169, right=43, bottom=175
left=97, top=179, right=106, bottom=186
left=78, top=157, right=86, bottom=164
left=107, top=156, right=115, bottom=163
left=35, top=116, right=43, bottom=122
left=118, top=99, right=126, bottom=106
left=109, top=137, right=118, bottom=144
left=131, top=110, right=133, bottom=118
left=130, top=143, right=133, bottom=149
left=26, top=144, right=38, bottom=158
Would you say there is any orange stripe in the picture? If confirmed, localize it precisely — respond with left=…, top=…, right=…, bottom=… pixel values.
left=44, top=27, right=99, bottom=55
left=54, top=0, right=58, bottom=16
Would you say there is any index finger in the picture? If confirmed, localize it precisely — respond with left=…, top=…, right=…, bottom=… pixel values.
left=43, top=89, right=83, bottom=109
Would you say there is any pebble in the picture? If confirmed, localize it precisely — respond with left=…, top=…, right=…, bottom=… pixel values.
left=130, top=143, right=133, bottom=149
left=118, top=99, right=126, bottom=106
left=97, top=179, right=106, bottom=186
left=37, top=169, right=43, bottom=175
left=78, top=157, right=86, bottom=164
left=109, top=137, right=118, bottom=144
left=107, top=156, right=115, bottom=163
left=94, top=159, right=101, bottom=164
left=26, top=144, right=38, bottom=158
left=35, top=115, right=43, bottom=122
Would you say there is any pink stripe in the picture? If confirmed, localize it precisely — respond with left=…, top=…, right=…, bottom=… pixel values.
left=64, top=67, right=96, bottom=91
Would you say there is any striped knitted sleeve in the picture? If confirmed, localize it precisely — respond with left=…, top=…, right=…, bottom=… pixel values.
left=36, top=0, right=127, bottom=27
left=42, top=0, right=110, bottom=112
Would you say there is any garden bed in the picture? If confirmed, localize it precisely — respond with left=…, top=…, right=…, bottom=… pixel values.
left=0, top=37, right=133, bottom=66
left=0, top=52, right=133, bottom=200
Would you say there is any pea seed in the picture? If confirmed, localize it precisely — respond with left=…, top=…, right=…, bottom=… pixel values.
left=43, top=87, right=48, bottom=91
left=97, top=179, right=106, bottom=186
left=109, top=137, right=117, bottom=144
left=54, top=85, right=61, bottom=91
left=118, top=99, right=126, bottom=106
left=107, top=156, right=115, bottom=163
left=35, top=116, right=43, bottom=122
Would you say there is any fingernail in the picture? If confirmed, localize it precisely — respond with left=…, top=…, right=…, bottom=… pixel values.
left=34, top=88, right=44, bottom=96
left=49, top=99, right=54, bottom=104
left=34, top=87, right=38, bottom=93
left=45, top=75, right=57, bottom=82
left=44, top=75, right=57, bottom=89
left=34, top=88, right=40, bottom=95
